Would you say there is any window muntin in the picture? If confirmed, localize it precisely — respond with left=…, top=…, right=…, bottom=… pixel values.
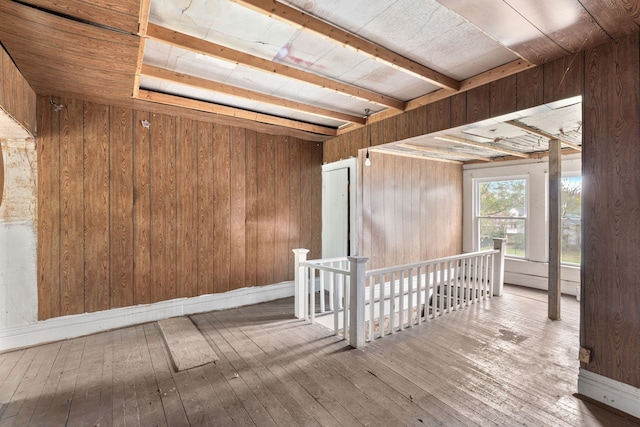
left=476, top=178, right=528, bottom=258
left=561, top=176, right=581, bottom=265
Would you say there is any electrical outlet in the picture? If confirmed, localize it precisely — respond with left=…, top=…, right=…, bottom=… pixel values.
left=579, top=347, right=591, bottom=363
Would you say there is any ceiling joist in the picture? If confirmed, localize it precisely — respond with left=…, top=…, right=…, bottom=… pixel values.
left=398, top=142, right=491, bottom=161
left=231, top=0, right=460, bottom=91
left=434, top=134, right=531, bottom=158
left=506, top=120, right=582, bottom=151
left=373, top=147, right=463, bottom=164
left=136, top=89, right=337, bottom=136
left=140, top=64, right=366, bottom=125
left=360, top=59, right=535, bottom=128
left=146, top=23, right=406, bottom=111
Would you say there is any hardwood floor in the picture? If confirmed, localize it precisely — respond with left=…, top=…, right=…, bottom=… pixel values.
left=0, top=285, right=638, bottom=426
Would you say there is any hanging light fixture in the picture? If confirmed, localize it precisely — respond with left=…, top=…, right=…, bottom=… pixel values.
left=364, top=109, right=372, bottom=167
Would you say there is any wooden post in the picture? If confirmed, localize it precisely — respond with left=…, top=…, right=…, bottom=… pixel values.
left=548, top=139, right=561, bottom=320
left=293, top=248, right=309, bottom=319
left=492, top=238, right=506, bottom=296
left=348, top=256, right=368, bottom=348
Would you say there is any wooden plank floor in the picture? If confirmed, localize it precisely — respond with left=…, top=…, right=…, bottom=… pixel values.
left=1, top=285, right=638, bottom=426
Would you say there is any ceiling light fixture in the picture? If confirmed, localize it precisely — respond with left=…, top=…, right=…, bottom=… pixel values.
left=365, top=108, right=372, bottom=167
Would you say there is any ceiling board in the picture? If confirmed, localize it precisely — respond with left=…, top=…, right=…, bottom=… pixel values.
left=20, top=0, right=141, bottom=34
left=436, top=0, right=570, bottom=64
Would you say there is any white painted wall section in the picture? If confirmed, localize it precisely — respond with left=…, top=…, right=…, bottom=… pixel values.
left=463, top=154, right=581, bottom=296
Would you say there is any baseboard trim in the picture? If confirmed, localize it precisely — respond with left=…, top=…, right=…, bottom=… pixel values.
left=578, top=368, right=640, bottom=419
left=0, top=281, right=294, bottom=353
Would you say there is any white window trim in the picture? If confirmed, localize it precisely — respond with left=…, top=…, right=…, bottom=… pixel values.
left=474, top=175, right=530, bottom=259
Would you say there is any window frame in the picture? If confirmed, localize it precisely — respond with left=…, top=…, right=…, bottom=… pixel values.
left=560, top=173, right=582, bottom=266
left=474, top=176, right=530, bottom=259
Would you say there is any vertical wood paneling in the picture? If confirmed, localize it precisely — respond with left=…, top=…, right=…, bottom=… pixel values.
left=176, top=117, right=198, bottom=298
left=274, top=136, right=291, bottom=282
left=213, top=124, right=231, bottom=293
left=257, top=134, right=276, bottom=285
left=543, top=51, right=584, bottom=103
left=83, top=101, right=110, bottom=313
left=582, top=34, right=640, bottom=388
left=37, top=97, right=324, bottom=316
left=288, top=139, right=301, bottom=277
left=37, top=96, right=61, bottom=320
left=197, top=122, right=215, bottom=295
left=109, top=106, right=133, bottom=308
left=490, top=75, right=517, bottom=117
left=229, top=126, right=246, bottom=290
left=0, top=46, right=36, bottom=135
left=516, top=67, right=543, bottom=110
left=298, top=140, right=313, bottom=257
left=450, top=93, right=467, bottom=128
left=310, top=142, right=323, bottom=259
left=150, top=114, right=165, bottom=303
left=133, top=110, right=151, bottom=305
left=427, top=99, right=451, bottom=133
left=59, top=98, right=84, bottom=316
left=466, top=85, right=491, bottom=123
left=245, top=130, right=258, bottom=287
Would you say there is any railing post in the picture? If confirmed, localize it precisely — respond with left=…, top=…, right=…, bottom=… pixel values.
left=492, top=238, right=506, bottom=296
left=348, top=256, right=368, bottom=348
left=293, top=248, right=310, bottom=319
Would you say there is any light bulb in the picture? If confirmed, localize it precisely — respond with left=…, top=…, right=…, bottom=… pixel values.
left=365, top=150, right=371, bottom=167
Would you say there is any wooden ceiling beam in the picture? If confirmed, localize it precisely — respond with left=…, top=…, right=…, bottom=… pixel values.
left=231, top=0, right=460, bottom=91
left=372, top=147, right=463, bottom=164
left=506, top=120, right=582, bottom=151
left=136, top=89, right=337, bottom=136
left=146, top=23, right=406, bottom=111
left=397, top=142, right=492, bottom=161
left=434, top=134, right=531, bottom=158
left=363, top=59, right=535, bottom=127
left=140, top=64, right=365, bottom=125
left=133, top=0, right=152, bottom=98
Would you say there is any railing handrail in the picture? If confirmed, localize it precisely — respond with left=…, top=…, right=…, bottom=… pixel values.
left=366, top=249, right=499, bottom=277
left=303, top=256, right=349, bottom=265
left=299, top=262, right=349, bottom=276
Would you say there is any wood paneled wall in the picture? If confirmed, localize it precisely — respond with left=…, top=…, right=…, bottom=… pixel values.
left=37, top=96, right=322, bottom=320
left=327, top=33, right=640, bottom=390
left=0, top=45, right=36, bottom=135
left=582, top=34, right=640, bottom=389
left=360, top=151, right=462, bottom=270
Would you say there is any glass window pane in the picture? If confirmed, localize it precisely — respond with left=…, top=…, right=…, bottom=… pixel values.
left=478, top=179, right=526, bottom=217
left=479, top=218, right=526, bottom=257
left=561, top=176, right=581, bottom=264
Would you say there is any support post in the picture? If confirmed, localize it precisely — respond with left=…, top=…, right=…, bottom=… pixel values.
left=492, top=238, right=506, bottom=296
left=348, top=256, right=368, bottom=348
left=293, top=248, right=309, bottom=319
left=548, top=139, right=561, bottom=320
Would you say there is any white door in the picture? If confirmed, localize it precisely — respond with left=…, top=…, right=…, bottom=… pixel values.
left=322, top=158, right=358, bottom=258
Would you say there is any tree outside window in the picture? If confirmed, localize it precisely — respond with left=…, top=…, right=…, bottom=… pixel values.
left=561, top=176, right=581, bottom=265
left=476, top=178, right=527, bottom=257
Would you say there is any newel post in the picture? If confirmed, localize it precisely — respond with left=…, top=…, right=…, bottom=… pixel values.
left=492, top=238, right=506, bottom=296
left=293, top=249, right=309, bottom=319
left=348, top=256, right=368, bottom=348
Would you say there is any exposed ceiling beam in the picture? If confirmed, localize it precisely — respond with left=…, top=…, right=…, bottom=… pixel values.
left=140, top=64, right=365, bottom=125
left=397, top=143, right=491, bottom=161
left=372, top=147, right=463, bottom=164
left=505, top=120, right=582, bottom=151
left=133, top=0, right=152, bottom=98
left=231, top=0, right=460, bottom=91
left=146, top=23, right=406, bottom=111
left=434, top=135, right=531, bottom=158
left=361, top=59, right=535, bottom=128
left=136, top=89, right=337, bottom=136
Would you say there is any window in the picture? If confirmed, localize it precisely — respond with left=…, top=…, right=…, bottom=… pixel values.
left=561, top=176, right=581, bottom=265
left=476, top=178, right=528, bottom=257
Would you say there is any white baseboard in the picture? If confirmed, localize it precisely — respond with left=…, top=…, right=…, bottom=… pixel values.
left=578, top=368, right=640, bottom=419
left=0, top=281, right=294, bottom=353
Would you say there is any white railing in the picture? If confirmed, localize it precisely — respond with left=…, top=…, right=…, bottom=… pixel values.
left=293, top=238, right=506, bottom=348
